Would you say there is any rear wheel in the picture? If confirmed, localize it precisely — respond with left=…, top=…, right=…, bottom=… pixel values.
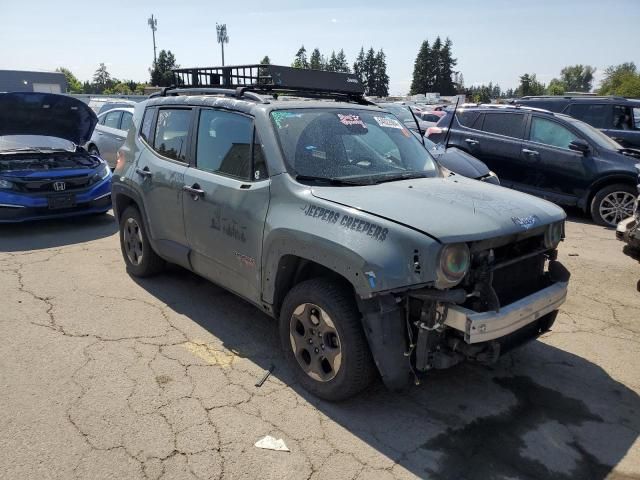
left=279, top=278, right=376, bottom=401
left=590, top=184, right=637, bottom=227
left=119, top=205, right=164, bottom=277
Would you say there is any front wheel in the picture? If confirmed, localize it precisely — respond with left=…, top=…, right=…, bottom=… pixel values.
left=279, top=278, right=376, bottom=401
left=590, top=184, right=637, bottom=227
left=118, top=205, right=164, bottom=277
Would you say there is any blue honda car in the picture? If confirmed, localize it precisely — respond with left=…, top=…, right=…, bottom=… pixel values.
left=0, top=92, right=112, bottom=223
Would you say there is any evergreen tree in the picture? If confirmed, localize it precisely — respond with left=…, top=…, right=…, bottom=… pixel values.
left=516, top=73, right=545, bottom=97
left=363, top=47, right=376, bottom=95
left=410, top=40, right=430, bottom=95
left=372, top=49, right=389, bottom=97
left=335, top=49, right=350, bottom=73
left=292, top=45, right=309, bottom=69
left=328, top=51, right=339, bottom=72
left=353, top=47, right=366, bottom=86
left=309, top=48, right=322, bottom=70
left=56, top=67, right=83, bottom=93
left=437, top=38, right=457, bottom=95
left=93, top=63, right=111, bottom=91
left=259, top=56, right=271, bottom=84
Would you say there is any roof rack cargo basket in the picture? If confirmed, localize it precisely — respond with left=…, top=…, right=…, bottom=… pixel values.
left=171, top=64, right=365, bottom=98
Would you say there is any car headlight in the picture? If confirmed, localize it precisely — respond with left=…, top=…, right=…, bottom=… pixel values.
left=92, top=163, right=111, bottom=182
left=438, top=243, right=470, bottom=286
left=545, top=222, right=564, bottom=249
left=0, top=178, right=15, bottom=190
left=481, top=171, right=500, bottom=185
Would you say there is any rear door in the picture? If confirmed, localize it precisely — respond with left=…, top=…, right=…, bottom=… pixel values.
left=518, top=114, right=589, bottom=205
left=135, top=107, right=191, bottom=259
left=470, top=112, right=526, bottom=186
left=182, top=108, right=270, bottom=304
left=99, top=110, right=124, bottom=164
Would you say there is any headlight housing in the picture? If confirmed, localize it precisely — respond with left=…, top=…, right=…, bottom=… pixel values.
left=544, top=222, right=564, bottom=249
left=437, top=243, right=470, bottom=287
left=0, top=178, right=15, bottom=190
left=92, top=163, right=111, bottom=182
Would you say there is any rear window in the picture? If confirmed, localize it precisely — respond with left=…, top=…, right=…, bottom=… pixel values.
left=481, top=113, right=525, bottom=139
left=153, top=109, right=191, bottom=162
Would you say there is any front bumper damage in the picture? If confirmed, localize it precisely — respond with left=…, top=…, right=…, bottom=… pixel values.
left=444, top=281, right=567, bottom=344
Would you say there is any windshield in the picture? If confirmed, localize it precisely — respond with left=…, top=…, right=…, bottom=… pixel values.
left=565, top=117, right=623, bottom=150
left=0, top=135, right=75, bottom=153
left=271, top=108, right=439, bottom=184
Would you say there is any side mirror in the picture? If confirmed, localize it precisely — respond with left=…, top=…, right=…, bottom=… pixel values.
left=569, top=139, right=590, bottom=155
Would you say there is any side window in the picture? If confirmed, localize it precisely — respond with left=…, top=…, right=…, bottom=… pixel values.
left=567, top=104, right=611, bottom=129
left=140, top=108, right=155, bottom=143
left=98, top=114, right=107, bottom=126
left=153, top=109, right=191, bottom=162
left=120, top=112, right=133, bottom=132
left=196, top=109, right=253, bottom=180
left=481, top=113, right=525, bottom=138
left=613, top=105, right=634, bottom=130
left=456, top=110, right=480, bottom=128
left=634, top=107, right=640, bottom=130
left=104, top=111, right=122, bottom=129
left=529, top=117, right=578, bottom=149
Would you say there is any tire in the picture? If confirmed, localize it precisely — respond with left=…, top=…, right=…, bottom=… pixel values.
left=279, top=278, right=376, bottom=401
left=118, top=205, right=164, bottom=277
left=590, top=184, right=637, bottom=227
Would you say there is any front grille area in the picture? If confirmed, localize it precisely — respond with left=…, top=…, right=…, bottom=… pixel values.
left=13, top=174, right=96, bottom=193
left=463, top=234, right=552, bottom=311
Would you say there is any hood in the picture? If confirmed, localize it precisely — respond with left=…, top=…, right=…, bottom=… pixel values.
left=432, top=146, right=490, bottom=179
left=311, top=176, right=566, bottom=243
left=0, top=92, right=97, bottom=145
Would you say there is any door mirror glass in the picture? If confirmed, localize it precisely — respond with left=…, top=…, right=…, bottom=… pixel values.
left=569, top=139, right=590, bottom=154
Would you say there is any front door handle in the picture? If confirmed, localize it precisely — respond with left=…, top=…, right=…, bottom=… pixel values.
left=183, top=184, right=205, bottom=199
left=522, top=148, right=540, bottom=156
left=465, top=138, right=479, bottom=146
left=135, top=167, right=152, bottom=178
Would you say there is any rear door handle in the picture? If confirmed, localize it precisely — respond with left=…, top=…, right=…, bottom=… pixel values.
left=135, top=167, right=152, bottom=178
left=522, top=148, right=539, bottom=156
left=465, top=138, right=479, bottom=146
left=183, top=184, right=205, bottom=199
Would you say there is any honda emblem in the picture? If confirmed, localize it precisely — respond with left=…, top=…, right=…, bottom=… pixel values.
left=53, top=181, right=66, bottom=192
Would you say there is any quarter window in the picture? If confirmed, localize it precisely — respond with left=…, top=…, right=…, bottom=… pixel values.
left=481, top=113, right=525, bottom=138
left=529, top=117, right=578, bottom=149
left=153, top=109, right=191, bottom=162
left=140, top=108, right=155, bottom=143
left=104, top=111, right=122, bottom=129
left=196, top=110, right=253, bottom=180
left=567, top=104, right=611, bottom=129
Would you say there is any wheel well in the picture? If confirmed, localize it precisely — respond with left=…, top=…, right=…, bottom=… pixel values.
left=586, top=176, right=637, bottom=210
left=273, top=255, right=354, bottom=318
left=113, top=193, right=136, bottom=221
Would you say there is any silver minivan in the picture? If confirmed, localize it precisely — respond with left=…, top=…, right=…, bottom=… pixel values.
left=86, top=107, right=134, bottom=168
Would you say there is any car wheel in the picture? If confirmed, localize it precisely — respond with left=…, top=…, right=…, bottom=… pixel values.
left=590, top=184, right=637, bottom=227
left=119, top=205, right=164, bottom=277
left=279, top=278, right=376, bottom=401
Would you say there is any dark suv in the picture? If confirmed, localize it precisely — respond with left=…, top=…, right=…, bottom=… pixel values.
left=428, top=105, right=640, bottom=226
left=516, top=96, right=640, bottom=148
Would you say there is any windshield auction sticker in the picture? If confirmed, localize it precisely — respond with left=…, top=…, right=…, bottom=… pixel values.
left=373, top=116, right=404, bottom=129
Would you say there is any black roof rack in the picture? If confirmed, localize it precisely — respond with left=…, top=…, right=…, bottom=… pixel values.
left=157, top=64, right=368, bottom=104
left=520, top=95, right=628, bottom=101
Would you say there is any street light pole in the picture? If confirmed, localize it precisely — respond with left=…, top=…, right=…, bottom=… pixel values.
left=148, top=14, right=158, bottom=67
left=216, top=23, right=229, bottom=66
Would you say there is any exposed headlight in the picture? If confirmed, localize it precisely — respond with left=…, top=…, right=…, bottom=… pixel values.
left=545, top=222, right=564, bottom=249
left=0, top=178, right=15, bottom=190
left=438, top=243, right=470, bottom=286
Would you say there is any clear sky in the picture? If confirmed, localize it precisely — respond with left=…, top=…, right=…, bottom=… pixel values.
left=1, top=0, right=638, bottom=95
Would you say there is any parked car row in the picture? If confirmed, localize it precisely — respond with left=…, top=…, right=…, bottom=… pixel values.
left=427, top=105, right=640, bottom=226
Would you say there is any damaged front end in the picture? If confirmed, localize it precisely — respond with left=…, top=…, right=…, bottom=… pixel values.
left=359, top=225, right=570, bottom=390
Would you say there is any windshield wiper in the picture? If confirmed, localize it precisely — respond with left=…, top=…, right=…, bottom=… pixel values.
left=295, top=175, right=370, bottom=186
left=367, top=172, right=432, bottom=184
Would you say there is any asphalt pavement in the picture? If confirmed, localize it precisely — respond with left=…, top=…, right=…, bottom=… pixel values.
left=0, top=212, right=638, bottom=480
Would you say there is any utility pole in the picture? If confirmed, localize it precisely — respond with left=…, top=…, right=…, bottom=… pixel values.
left=216, top=23, right=229, bottom=66
left=148, top=14, right=158, bottom=67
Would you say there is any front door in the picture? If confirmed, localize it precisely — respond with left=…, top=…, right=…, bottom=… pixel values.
left=517, top=115, right=590, bottom=205
left=182, top=108, right=270, bottom=304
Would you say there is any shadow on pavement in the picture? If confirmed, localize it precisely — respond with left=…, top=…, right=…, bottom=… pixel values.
left=0, top=213, right=117, bottom=252
left=135, top=266, right=640, bottom=480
